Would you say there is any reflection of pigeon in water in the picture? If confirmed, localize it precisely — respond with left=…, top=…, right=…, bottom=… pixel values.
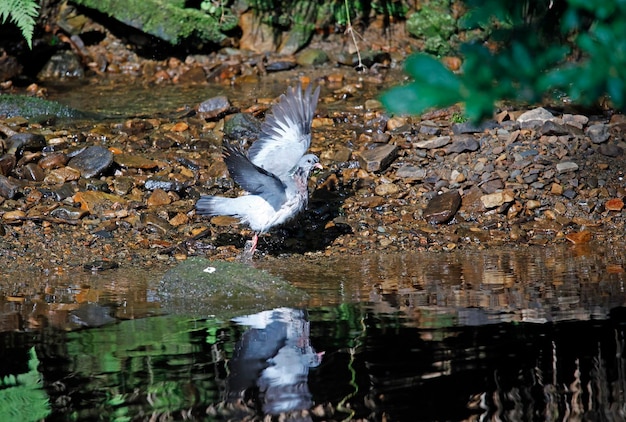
left=196, top=84, right=322, bottom=257
left=228, top=308, right=324, bottom=416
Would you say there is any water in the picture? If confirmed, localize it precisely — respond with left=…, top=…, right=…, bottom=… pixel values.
left=3, top=77, right=625, bottom=420
left=1, top=244, right=625, bottom=421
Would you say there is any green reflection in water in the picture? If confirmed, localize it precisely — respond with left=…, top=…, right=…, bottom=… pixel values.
left=0, top=347, right=50, bottom=421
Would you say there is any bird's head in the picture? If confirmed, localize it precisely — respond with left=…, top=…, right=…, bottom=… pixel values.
left=292, top=154, right=322, bottom=176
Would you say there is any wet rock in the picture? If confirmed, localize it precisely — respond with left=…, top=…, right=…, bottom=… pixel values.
left=0, top=154, right=16, bottom=176
left=481, top=190, right=515, bottom=209
left=114, top=153, right=158, bottom=169
left=39, top=152, right=69, bottom=169
left=145, top=177, right=185, bottom=192
left=159, top=257, right=308, bottom=317
left=6, top=133, right=46, bottom=155
left=39, top=183, right=76, bottom=201
left=374, top=182, right=400, bottom=196
left=451, top=120, right=498, bottom=134
left=83, top=260, right=119, bottom=271
left=0, top=94, right=85, bottom=119
left=142, top=213, right=173, bottom=234
left=178, top=66, right=206, bottom=84
left=18, top=163, right=44, bottom=181
left=516, top=107, right=556, bottom=129
left=0, top=175, right=19, bottom=199
left=147, top=188, right=171, bottom=206
left=265, top=59, right=297, bottom=72
left=586, top=123, right=610, bottom=144
left=556, top=161, right=579, bottom=174
left=565, top=230, right=592, bottom=244
left=423, top=190, right=462, bottom=224
left=67, top=145, right=114, bottom=178
left=414, top=135, right=451, bottom=150
left=598, top=143, right=623, bottom=157
left=223, top=113, right=262, bottom=141
left=396, top=165, right=426, bottom=180
left=197, top=95, right=231, bottom=120
left=50, top=206, right=87, bottom=220
left=70, top=303, right=116, bottom=327
left=74, top=190, right=126, bottom=215
left=296, top=49, right=329, bottom=66
left=44, top=166, right=81, bottom=184
left=38, top=50, right=85, bottom=80
left=2, top=209, right=26, bottom=221
left=445, top=135, right=479, bottom=153
left=356, top=144, right=398, bottom=172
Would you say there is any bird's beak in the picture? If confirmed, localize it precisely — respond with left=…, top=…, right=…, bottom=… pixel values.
left=314, top=163, right=323, bottom=170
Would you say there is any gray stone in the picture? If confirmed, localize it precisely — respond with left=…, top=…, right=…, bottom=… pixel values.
left=556, top=161, right=579, bottom=173
left=445, top=135, right=480, bottom=154
left=356, top=144, right=398, bottom=172
left=586, top=123, right=610, bottom=144
left=67, top=145, right=114, bottom=178
left=598, top=143, right=624, bottom=157
left=396, top=165, right=426, bottom=180
left=413, top=135, right=451, bottom=150
left=197, top=95, right=231, bottom=120
left=517, top=107, right=556, bottom=126
left=451, top=120, right=498, bottom=134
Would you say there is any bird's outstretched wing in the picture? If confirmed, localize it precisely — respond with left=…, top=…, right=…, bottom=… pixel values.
left=248, top=83, right=321, bottom=178
left=222, top=142, right=287, bottom=211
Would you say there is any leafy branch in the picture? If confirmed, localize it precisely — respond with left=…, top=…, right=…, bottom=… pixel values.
left=0, top=0, right=40, bottom=49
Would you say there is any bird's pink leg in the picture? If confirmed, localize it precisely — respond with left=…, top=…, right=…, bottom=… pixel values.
left=249, top=233, right=258, bottom=255
left=241, top=233, right=258, bottom=261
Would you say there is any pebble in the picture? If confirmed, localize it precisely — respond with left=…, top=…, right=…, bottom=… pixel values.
left=144, top=177, right=185, bottom=192
left=44, top=166, right=81, bottom=184
left=606, top=198, right=625, bottom=211
left=586, top=123, right=610, bottom=144
left=147, top=188, right=171, bottom=206
left=6, top=133, right=46, bottom=155
left=556, top=161, right=579, bottom=173
left=0, top=175, right=19, bottom=199
left=0, top=154, right=16, bottom=176
left=396, top=165, right=426, bottom=180
left=598, top=143, right=623, bottom=157
left=356, top=144, right=398, bottom=172
left=67, top=146, right=114, bottom=178
left=445, top=135, right=479, bottom=153
left=413, top=135, right=451, bottom=150
left=480, top=190, right=515, bottom=209
left=39, top=152, right=69, bottom=169
left=374, top=182, right=400, bottom=196
left=423, top=190, right=461, bottom=224
left=114, top=153, right=159, bottom=169
left=197, top=95, right=231, bottom=120
left=516, top=107, right=556, bottom=127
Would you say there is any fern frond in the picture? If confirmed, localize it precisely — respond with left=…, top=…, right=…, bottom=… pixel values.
left=0, top=0, right=40, bottom=49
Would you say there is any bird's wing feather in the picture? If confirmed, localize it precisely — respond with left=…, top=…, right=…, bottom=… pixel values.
left=248, top=84, right=320, bottom=178
left=223, top=142, right=287, bottom=211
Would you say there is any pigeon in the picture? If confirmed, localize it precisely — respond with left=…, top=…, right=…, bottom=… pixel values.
left=196, top=83, right=322, bottom=256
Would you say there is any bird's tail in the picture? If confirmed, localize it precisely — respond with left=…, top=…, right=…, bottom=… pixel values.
left=196, top=196, right=235, bottom=216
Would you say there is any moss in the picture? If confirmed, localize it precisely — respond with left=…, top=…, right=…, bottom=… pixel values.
left=71, top=0, right=237, bottom=44
left=159, top=257, right=309, bottom=318
left=406, top=0, right=457, bottom=55
left=0, top=94, right=86, bottom=119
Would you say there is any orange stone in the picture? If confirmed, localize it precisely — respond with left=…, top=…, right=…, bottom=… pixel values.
left=565, top=230, right=592, bottom=244
left=605, top=198, right=624, bottom=211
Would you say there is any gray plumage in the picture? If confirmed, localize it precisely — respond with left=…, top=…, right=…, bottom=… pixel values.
left=196, top=84, right=321, bottom=254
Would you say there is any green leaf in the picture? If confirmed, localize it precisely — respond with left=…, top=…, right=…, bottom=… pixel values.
left=0, top=0, right=39, bottom=49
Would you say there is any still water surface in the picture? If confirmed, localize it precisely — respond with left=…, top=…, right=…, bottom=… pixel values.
left=1, top=244, right=625, bottom=421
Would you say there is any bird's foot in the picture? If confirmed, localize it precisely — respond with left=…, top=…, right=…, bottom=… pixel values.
left=240, top=235, right=258, bottom=262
